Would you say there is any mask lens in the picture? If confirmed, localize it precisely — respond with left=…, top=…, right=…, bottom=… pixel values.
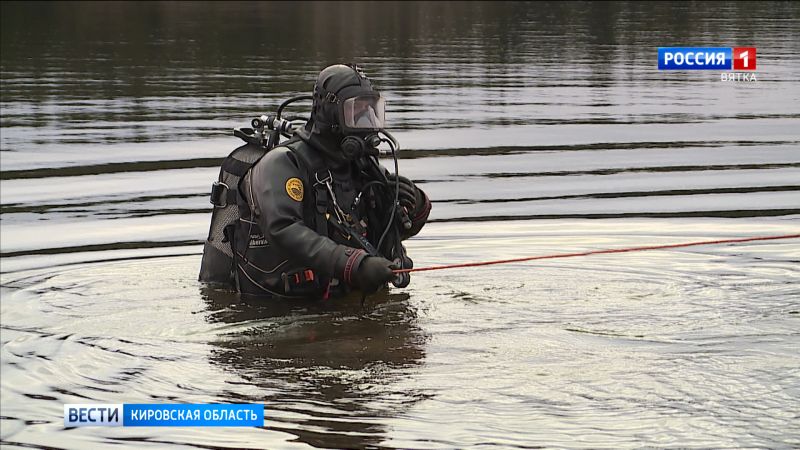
left=343, top=95, right=385, bottom=130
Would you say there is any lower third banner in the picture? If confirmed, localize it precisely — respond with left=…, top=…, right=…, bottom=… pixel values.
left=64, top=404, right=264, bottom=427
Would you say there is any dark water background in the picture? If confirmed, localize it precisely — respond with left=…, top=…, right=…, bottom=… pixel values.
left=1, top=2, right=799, bottom=448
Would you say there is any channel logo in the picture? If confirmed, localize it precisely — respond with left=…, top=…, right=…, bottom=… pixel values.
left=658, top=47, right=756, bottom=70
left=64, top=404, right=123, bottom=427
left=64, top=404, right=264, bottom=427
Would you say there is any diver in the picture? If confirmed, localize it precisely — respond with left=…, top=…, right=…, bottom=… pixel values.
left=199, top=64, right=431, bottom=299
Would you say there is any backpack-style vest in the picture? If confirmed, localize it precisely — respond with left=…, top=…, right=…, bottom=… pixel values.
left=198, top=138, right=330, bottom=296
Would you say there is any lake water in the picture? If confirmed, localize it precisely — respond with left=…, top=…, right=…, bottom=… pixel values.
left=1, top=2, right=799, bottom=448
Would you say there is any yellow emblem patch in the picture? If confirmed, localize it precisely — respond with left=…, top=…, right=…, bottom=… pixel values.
left=285, top=178, right=304, bottom=202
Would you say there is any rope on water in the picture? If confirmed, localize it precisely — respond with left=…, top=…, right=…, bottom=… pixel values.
left=393, top=234, right=800, bottom=274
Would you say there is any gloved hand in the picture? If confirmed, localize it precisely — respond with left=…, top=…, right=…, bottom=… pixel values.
left=386, top=174, right=420, bottom=213
left=352, top=256, right=396, bottom=293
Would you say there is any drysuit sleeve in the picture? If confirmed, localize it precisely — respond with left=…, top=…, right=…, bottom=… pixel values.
left=249, top=147, right=366, bottom=281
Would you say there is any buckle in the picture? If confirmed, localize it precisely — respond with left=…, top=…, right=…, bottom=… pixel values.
left=314, top=170, right=333, bottom=187
left=281, top=268, right=321, bottom=295
left=325, top=92, right=339, bottom=104
left=210, top=181, right=229, bottom=208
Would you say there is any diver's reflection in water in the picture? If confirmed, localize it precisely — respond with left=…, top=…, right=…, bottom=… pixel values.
left=201, top=287, right=427, bottom=449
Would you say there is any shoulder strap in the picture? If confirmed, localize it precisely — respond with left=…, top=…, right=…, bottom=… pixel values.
left=221, top=156, right=254, bottom=177
left=211, top=143, right=269, bottom=208
left=284, top=139, right=330, bottom=239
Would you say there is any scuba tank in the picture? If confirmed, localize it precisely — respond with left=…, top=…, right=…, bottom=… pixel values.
left=198, top=96, right=311, bottom=285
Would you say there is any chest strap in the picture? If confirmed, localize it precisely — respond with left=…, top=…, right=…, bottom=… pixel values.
left=284, top=140, right=330, bottom=239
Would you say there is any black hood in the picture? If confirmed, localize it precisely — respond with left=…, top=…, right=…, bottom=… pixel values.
left=298, top=64, right=382, bottom=166
left=309, top=64, right=379, bottom=138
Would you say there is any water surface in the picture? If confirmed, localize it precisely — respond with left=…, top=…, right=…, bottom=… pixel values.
left=1, top=2, right=799, bottom=448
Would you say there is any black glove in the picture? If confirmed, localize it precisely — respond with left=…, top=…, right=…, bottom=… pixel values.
left=386, top=174, right=419, bottom=212
left=353, top=256, right=396, bottom=293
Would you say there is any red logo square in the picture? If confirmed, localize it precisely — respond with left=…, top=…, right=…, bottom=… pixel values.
left=733, top=47, right=757, bottom=71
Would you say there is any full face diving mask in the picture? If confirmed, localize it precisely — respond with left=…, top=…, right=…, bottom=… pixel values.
left=340, top=93, right=386, bottom=133
left=336, top=91, right=386, bottom=159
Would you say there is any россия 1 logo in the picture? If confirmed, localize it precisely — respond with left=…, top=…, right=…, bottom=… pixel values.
left=658, top=47, right=757, bottom=81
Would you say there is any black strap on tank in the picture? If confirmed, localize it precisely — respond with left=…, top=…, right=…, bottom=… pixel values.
left=214, top=144, right=269, bottom=208
left=221, top=157, right=253, bottom=177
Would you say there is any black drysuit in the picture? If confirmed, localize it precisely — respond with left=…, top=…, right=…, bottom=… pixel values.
left=231, top=137, right=430, bottom=298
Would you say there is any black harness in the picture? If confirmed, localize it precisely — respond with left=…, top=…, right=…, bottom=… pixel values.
left=200, top=138, right=332, bottom=294
left=199, top=126, right=413, bottom=297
